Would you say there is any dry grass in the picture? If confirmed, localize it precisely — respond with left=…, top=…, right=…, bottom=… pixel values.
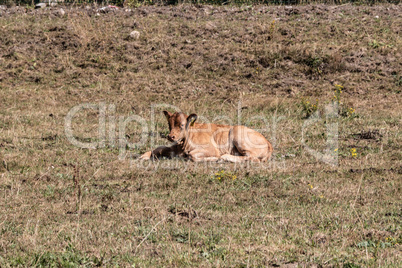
left=0, top=3, right=401, bottom=267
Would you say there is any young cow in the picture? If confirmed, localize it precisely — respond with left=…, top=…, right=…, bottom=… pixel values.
left=140, top=111, right=273, bottom=162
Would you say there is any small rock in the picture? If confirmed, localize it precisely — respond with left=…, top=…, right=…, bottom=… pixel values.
left=0, top=5, right=7, bottom=10
left=97, top=5, right=119, bottom=14
left=49, top=2, right=58, bottom=7
left=130, top=30, right=140, bottom=40
left=58, top=8, right=65, bottom=16
left=35, top=3, right=46, bottom=9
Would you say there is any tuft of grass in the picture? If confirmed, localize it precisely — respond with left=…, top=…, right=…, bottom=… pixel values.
left=300, top=98, right=319, bottom=118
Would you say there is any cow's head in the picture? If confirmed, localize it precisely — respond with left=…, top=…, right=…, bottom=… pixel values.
left=163, top=111, right=197, bottom=142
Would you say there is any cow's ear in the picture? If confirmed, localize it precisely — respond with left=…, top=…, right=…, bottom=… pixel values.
left=163, top=111, right=172, bottom=119
left=186, top=114, right=197, bottom=130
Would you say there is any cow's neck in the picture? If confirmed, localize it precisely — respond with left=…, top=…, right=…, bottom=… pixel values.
left=181, top=131, right=193, bottom=153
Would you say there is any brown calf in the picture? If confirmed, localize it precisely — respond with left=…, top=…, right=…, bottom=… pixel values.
left=140, top=111, right=273, bottom=162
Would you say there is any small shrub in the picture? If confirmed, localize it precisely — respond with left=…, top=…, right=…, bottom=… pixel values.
left=333, top=84, right=357, bottom=118
left=350, top=148, right=357, bottom=158
left=213, top=170, right=237, bottom=181
left=301, top=98, right=319, bottom=118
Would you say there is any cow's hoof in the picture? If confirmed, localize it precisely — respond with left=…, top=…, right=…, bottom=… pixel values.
left=140, top=151, right=152, bottom=160
left=220, top=154, right=234, bottom=162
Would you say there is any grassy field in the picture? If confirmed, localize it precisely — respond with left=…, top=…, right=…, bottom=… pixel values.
left=0, top=3, right=401, bottom=267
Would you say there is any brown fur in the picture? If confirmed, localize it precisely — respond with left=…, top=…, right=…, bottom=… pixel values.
left=140, top=111, right=273, bottom=162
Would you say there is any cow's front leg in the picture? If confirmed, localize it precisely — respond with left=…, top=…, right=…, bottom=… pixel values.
left=140, top=145, right=181, bottom=160
left=140, top=146, right=175, bottom=160
left=188, top=149, right=219, bottom=162
left=221, top=154, right=259, bottom=163
left=140, top=151, right=153, bottom=160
